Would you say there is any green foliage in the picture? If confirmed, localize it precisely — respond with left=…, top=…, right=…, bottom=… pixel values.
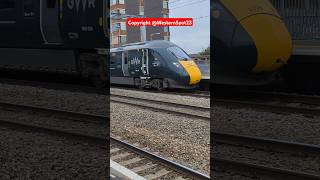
left=199, top=47, right=210, bottom=56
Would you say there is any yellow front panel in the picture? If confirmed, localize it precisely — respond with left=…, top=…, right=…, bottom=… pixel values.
left=179, top=61, right=202, bottom=85
left=240, top=14, right=292, bottom=72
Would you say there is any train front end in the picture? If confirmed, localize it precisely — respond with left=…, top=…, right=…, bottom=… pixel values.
left=212, top=0, right=292, bottom=85
left=164, top=45, right=202, bottom=89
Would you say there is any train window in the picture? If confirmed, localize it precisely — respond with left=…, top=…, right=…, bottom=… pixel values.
left=111, top=52, right=122, bottom=65
left=111, top=54, right=117, bottom=65
left=167, top=47, right=191, bottom=61
left=143, top=49, right=148, bottom=64
left=148, top=49, right=162, bottom=67
left=124, top=53, right=128, bottom=64
left=47, top=0, right=56, bottom=8
left=0, top=0, right=15, bottom=20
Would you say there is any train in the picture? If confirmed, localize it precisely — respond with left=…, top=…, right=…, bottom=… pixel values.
left=110, top=40, right=202, bottom=90
left=212, top=0, right=293, bottom=86
left=0, top=0, right=109, bottom=87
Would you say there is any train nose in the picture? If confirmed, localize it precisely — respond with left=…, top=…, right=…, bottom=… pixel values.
left=236, top=14, right=292, bottom=73
left=179, top=61, right=202, bottom=85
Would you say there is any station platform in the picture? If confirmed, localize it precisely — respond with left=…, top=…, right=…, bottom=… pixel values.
left=110, top=160, right=146, bottom=180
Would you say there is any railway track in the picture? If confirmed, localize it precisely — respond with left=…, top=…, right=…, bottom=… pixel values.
left=0, top=101, right=108, bottom=123
left=111, top=137, right=210, bottom=180
left=244, top=91, right=320, bottom=106
left=0, top=100, right=209, bottom=179
left=213, top=157, right=320, bottom=180
left=212, top=97, right=320, bottom=116
left=110, top=94, right=210, bottom=121
left=213, top=132, right=320, bottom=179
left=111, top=86, right=210, bottom=99
left=213, top=91, right=320, bottom=179
left=0, top=77, right=106, bottom=95
left=0, top=100, right=108, bottom=144
left=213, top=132, right=320, bottom=156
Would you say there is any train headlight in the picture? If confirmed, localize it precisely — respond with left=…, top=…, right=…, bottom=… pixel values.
left=173, top=62, right=181, bottom=68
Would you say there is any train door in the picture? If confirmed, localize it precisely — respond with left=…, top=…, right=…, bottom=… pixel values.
left=122, top=51, right=129, bottom=76
left=110, top=51, right=123, bottom=77
left=23, top=0, right=43, bottom=44
left=127, top=49, right=146, bottom=77
left=40, top=0, right=63, bottom=44
left=142, top=49, right=149, bottom=76
left=148, top=49, right=163, bottom=77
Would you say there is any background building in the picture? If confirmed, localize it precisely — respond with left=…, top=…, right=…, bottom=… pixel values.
left=111, top=0, right=170, bottom=47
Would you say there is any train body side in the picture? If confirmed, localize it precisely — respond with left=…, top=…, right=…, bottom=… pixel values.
left=0, top=0, right=109, bottom=86
left=0, top=0, right=108, bottom=48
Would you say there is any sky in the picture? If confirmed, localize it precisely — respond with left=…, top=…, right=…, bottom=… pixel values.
left=169, top=0, right=210, bottom=54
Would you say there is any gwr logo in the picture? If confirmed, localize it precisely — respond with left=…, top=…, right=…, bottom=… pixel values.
left=67, top=0, right=96, bottom=12
left=130, top=57, right=141, bottom=65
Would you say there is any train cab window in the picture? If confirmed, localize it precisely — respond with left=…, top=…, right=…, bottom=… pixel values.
left=111, top=52, right=122, bottom=65
left=47, top=0, right=56, bottom=8
left=167, top=47, right=192, bottom=61
left=0, top=0, right=15, bottom=20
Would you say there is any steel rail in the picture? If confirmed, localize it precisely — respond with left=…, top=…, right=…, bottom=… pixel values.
left=0, top=118, right=106, bottom=145
left=212, top=98, right=320, bottom=116
left=0, top=77, right=107, bottom=95
left=0, top=101, right=109, bottom=124
left=111, top=87, right=210, bottom=99
left=111, top=137, right=210, bottom=180
left=111, top=99, right=210, bottom=121
left=243, top=91, right=320, bottom=106
left=111, top=93, right=209, bottom=111
left=213, top=132, right=320, bottom=155
left=213, top=157, right=320, bottom=180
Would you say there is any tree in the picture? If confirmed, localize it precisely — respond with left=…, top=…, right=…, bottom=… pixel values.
left=199, top=46, right=210, bottom=56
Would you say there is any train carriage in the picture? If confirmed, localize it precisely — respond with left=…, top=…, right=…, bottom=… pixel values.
left=110, top=40, right=202, bottom=90
left=0, top=0, right=109, bottom=87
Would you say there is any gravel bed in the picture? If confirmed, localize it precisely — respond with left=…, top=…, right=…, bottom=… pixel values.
left=213, top=144, right=320, bottom=175
left=212, top=171, right=256, bottom=180
left=111, top=88, right=210, bottom=108
left=111, top=96, right=210, bottom=118
left=0, top=83, right=209, bottom=176
left=0, top=108, right=107, bottom=137
left=111, top=102, right=210, bottom=175
left=0, top=126, right=107, bottom=179
left=212, top=106, right=320, bottom=145
left=0, top=83, right=108, bottom=115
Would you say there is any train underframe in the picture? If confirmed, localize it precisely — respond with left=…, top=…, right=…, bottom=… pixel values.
left=111, top=76, right=198, bottom=90
left=279, top=55, right=320, bottom=94
left=212, top=65, right=278, bottom=86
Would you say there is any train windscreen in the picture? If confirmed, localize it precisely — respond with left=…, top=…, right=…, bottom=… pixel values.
left=167, top=46, right=192, bottom=61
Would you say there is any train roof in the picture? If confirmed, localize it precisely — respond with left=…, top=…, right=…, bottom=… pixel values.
left=111, top=40, right=178, bottom=52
